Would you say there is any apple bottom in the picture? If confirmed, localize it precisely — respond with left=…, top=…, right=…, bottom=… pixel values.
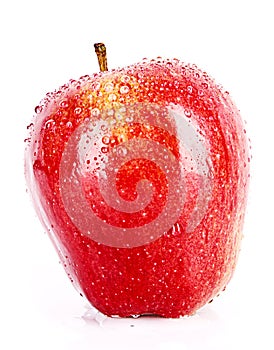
left=69, top=229, right=237, bottom=318
left=46, top=172, right=240, bottom=318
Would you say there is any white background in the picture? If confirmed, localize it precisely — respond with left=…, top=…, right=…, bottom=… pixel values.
left=1, top=0, right=273, bottom=349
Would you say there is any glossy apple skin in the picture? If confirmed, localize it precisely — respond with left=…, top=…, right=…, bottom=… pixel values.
left=25, top=58, right=249, bottom=317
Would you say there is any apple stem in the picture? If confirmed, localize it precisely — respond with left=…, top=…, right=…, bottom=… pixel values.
left=94, top=43, right=108, bottom=72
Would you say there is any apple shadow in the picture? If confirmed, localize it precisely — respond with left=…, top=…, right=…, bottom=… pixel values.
left=79, top=303, right=228, bottom=350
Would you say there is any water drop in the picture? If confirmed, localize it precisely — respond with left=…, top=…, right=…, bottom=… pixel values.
left=27, top=123, right=34, bottom=130
left=45, top=119, right=55, bottom=129
left=102, top=136, right=110, bottom=145
left=117, top=146, right=127, bottom=156
left=196, top=273, right=202, bottom=280
left=91, top=108, right=100, bottom=117
left=107, top=109, right=114, bottom=116
left=187, top=86, right=193, bottom=94
left=66, top=121, right=73, bottom=128
left=101, top=147, right=108, bottom=153
left=206, top=157, right=214, bottom=179
left=120, top=85, right=129, bottom=94
left=126, top=115, right=134, bottom=123
left=184, top=110, right=191, bottom=118
left=74, top=107, right=82, bottom=115
left=108, top=93, right=117, bottom=101
left=104, top=82, right=114, bottom=92
left=91, top=81, right=101, bottom=91
left=70, top=79, right=77, bottom=87
left=35, top=105, right=42, bottom=114
left=121, top=75, right=130, bottom=83
left=117, top=134, right=126, bottom=143
left=60, top=100, right=68, bottom=108
left=80, top=75, right=90, bottom=82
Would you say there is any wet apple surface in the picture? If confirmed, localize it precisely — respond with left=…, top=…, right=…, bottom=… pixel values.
left=25, top=46, right=249, bottom=317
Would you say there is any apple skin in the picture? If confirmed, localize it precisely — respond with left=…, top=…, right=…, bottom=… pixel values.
left=25, top=57, right=249, bottom=318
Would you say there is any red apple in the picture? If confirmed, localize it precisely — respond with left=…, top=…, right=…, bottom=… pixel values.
left=25, top=44, right=249, bottom=318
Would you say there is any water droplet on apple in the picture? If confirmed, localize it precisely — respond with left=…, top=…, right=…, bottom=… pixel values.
left=35, top=105, right=42, bottom=114
left=101, top=124, right=107, bottom=132
left=131, top=314, right=140, bottom=319
left=101, top=147, right=108, bottom=153
left=91, top=81, right=100, bottom=91
left=79, top=75, right=90, bottom=82
left=196, top=273, right=202, bottom=280
left=117, top=146, right=127, bottom=156
left=120, top=85, right=129, bottom=94
left=60, top=100, right=68, bottom=108
left=102, top=136, right=110, bottom=145
left=74, top=107, right=82, bottom=115
left=70, top=79, right=77, bottom=87
left=91, top=108, right=100, bottom=117
left=126, top=115, right=134, bottom=123
left=206, top=157, right=214, bottom=179
left=104, top=82, right=114, bottom=92
left=187, top=86, right=193, bottom=94
left=121, top=75, right=130, bottom=83
left=184, top=110, right=191, bottom=118
left=108, top=93, right=117, bottom=101
left=45, top=119, right=55, bottom=129
left=66, top=121, right=73, bottom=128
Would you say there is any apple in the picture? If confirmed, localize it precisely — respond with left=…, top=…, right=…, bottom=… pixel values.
left=25, top=43, right=250, bottom=318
